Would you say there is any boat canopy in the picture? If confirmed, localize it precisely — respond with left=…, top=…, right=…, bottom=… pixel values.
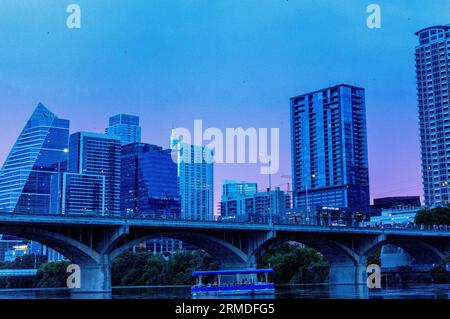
left=192, top=268, right=273, bottom=277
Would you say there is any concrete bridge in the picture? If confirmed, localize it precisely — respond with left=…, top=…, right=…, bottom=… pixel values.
left=0, top=213, right=449, bottom=294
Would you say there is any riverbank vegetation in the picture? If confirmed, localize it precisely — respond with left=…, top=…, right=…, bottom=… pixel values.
left=0, top=254, right=47, bottom=288
left=111, top=249, right=219, bottom=286
left=257, top=242, right=330, bottom=284
left=415, top=206, right=450, bottom=225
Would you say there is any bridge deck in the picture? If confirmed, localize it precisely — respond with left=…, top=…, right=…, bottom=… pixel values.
left=0, top=213, right=449, bottom=237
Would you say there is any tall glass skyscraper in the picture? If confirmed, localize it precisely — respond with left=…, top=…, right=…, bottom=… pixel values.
left=290, top=84, right=370, bottom=211
left=0, top=103, right=69, bottom=214
left=170, top=131, right=214, bottom=220
left=106, top=114, right=141, bottom=145
left=121, top=143, right=180, bottom=218
left=67, top=132, right=121, bottom=215
left=415, top=25, right=450, bottom=207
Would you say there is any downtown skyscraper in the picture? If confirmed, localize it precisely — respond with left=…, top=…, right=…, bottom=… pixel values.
left=106, top=114, right=142, bottom=145
left=290, top=84, right=370, bottom=211
left=66, top=132, right=121, bottom=215
left=415, top=25, right=450, bottom=207
left=170, top=131, right=214, bottom=221
left=0, top=103, right=69, bottom=214
left=121, top=143, right=180, bottom=218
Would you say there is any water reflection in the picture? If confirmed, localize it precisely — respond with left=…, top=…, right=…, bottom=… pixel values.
left=0, top=284, right=448, bottom=299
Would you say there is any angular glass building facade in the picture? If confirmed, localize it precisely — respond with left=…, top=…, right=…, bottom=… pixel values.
left=0, top=103, right=69, bottom=214
left=121, top=143, right=180, bottom=218
left=415, top=25, right=450, bottom=207
left=290, top=84, right=370, bottom=211
left=106, top=114, right=141, bottom=145
left=68, top=132, right=121, bottom=215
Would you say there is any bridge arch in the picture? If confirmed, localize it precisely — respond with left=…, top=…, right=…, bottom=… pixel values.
left=362, top=237, right=447, bottom=266
left=0, top=225, right=99, bottom=265
left=0, top=224, right=119, bottom=293
left=252, top=234, right=360, bottom=265
left=109, top=231, right=250, bottom=268
left=251, top=234, right=365, bottom=285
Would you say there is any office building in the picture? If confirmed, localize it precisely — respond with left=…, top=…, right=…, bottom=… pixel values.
left=67, top=132, right=121, bottom=215
left=62, top=173, right=105, bottom=215
left=221, top=180, right=258, bottom=199
left=372, top=196, right=421, bottom=210
left=44, top=246, right=66, bottom=261
left=368, top=206, right=421, bottom=227
left=170, top=132, right=214, bottom=220
left=106, top=114, right=141, bottom=145
left=290, top=84, right=370, bottom=212
left=220, top=187, right=290, bottom=222
left=0, top=103, right=69, bottom=214
left=121, top=143, right=180, bottom=218
left=4, top=244, right=29, bottom=262
left=0, top=235, right=24, bottom=262
left=220, top=180, right=258, bottom=220
left=146, top=238, right=184, bottom=256
left=415, top=25, right=450, bottom=207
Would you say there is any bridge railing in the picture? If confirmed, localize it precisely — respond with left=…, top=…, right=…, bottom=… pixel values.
left=1, top=211, right=449, bottom=232
left=282, top=218, right=450, bottom=232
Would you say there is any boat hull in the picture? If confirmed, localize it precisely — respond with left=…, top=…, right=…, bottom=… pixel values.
left=192, top=284, right=275, bottom=296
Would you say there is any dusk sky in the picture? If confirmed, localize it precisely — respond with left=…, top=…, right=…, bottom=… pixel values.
left=1, top=0, right=450, bottom=211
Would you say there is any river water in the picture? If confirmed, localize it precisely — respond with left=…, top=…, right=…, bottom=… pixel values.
left=0, top=284, right=448, bottom=299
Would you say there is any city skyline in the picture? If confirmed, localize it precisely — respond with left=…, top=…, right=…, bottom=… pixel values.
left=2, top=1, right=450, bottom=208
left=1, top=2, right=450, bottom=303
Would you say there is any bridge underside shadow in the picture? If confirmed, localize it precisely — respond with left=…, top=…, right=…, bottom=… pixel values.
left=363, top=237, right=448, bottom=268
left=250, top=234, right=367, bottom=285
left=109, top=231, right=252, bottom=269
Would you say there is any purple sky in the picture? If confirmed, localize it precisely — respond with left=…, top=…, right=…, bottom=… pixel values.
left=1, top=1, right=449, bottom=211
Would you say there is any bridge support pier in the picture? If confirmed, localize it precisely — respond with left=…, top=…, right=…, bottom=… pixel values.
left=329, top=262, right=367, bottom=285
left=71, top=256, right=112, bottom=297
